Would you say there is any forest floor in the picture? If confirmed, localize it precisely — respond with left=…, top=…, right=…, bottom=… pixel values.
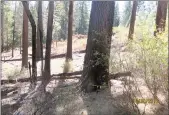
left=1, top=32, right=168, bottom=115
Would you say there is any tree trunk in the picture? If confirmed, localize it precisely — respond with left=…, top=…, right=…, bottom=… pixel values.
left=12, top=2, right=17, bottom=57
left=154, top=1, right=168, bottom=36
left=20, top=36, right=22, bottom=54
left=66, top=1, right=74, bottom=60
left=39, top=1, right=54, bottom=91
left=81, top=1, right=115, bottom=93
left=22, top=2, right=29, bottom=68
left=128, top=1, right=138, bottom=40
left=1, top=1, right=4, bottom=52
left=36, top=20, right=41, bottom=60
left=22, top=1, right=37, bottom=89
left=7, top=28, right=8, bottom=51
left=37, top=1, right=44, bottom=75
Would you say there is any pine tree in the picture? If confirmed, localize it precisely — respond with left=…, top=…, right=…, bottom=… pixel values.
left=39, top=1, right=54, bottom=92
left=22, top=1, right=37, bottom=89
left=22, top=2, right=29, bottom=68
left=81, top=1, right=115, bottom=92
left=1, top=1, right=4, bottom=52
left=128, top=1, right=138, bottom=39
left=154, top=1, right=168, bottom=36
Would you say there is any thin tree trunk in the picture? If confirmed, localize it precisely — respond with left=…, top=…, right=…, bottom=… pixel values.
left=1, top=1, right=4, bottom=52
left=22, top=2, right=29, bottom=68
left=22, top=1, right=37, bottom=89
left=39, top=1, right=54, bottom=92
left=12, top=2, right=17, bottom=57
left=36, top=20, right=41, bottom=60
left=66, top=1, right=74, bottom=60
left=7, top=28, right=8, bottom=51
left=20, top=36, right=22, bottom=54
left=128, top=1, right=138, bottom=40
left=154, top=1, right=168, bottom=36
left=81, top=1, right=115, bottom=93
left=37, top=1, right=44, bottom=76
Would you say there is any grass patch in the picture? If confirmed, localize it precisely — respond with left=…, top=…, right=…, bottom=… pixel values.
left=6, top=68, right=21, bottom=80
left=63, top=59, right=73, bottom=73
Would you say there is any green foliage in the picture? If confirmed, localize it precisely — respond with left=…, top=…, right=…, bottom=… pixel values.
left=63, top=59, right=73, bottom=73
left=134, top=31, right=167, bottom=94
left=74, top=1, right=90, bottom=35
left=6, top=67, right=21, bottom=80
left=3, top=1, right=14, bottom=50
left=113, top=2, right=120, bottom=27
left=53, top=1, right=68, bottom=40
left=121, top=1, right=132, bottom=27
left=110, top=20, right=168, bottom=114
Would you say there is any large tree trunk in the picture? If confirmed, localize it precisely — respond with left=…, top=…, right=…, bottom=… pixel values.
left=22, top=1, right=37, bottom=89
left=39, top=1, right=54, bottom=92
left=12, top=2, right=17, bottom=57
left=154, top=1, right=168, bottom=36
left=22, top=2, right=29, bottom=68
left=37, top=1, right=44, bottom=75
left=66, top=1, right=74, bottom=60
left=81, top=1, right=115, bottom=93
left=1, top=1, right=4, bottom=52
left=128, top=1, right=138, bottom=40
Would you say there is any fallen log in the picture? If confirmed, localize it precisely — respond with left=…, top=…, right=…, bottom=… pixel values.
left=109, top=71, right=132, bottom=79
left=1, top=87, right=18, bottom=97
left=1, top=71, right=131, bottom=85
left=52, top=70, right=82, bottom=76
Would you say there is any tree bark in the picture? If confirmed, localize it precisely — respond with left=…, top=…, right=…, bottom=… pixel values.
left=154, top=1, right=168, bottom=36
left=7, top=27, right=8, bottom=51
left=36, top=20, right=41, bottom=60
left=22, top=2, right=29, bottom=68
left=12, top=2, right=17, bottom=57
left=128, top=1, right=138, bottom=40
left=66, top=1, right=74, bottom=60
left=1, top=1, right=4, bottom=52
left=22, top=1, right=37, bottom=89
left=39, top=1, right=54, bottom=91
left=37, top=1, right=44, bottom=75
left=20, top=36, right=22, bottom=54
left=81, top=1, right=115, bottom=93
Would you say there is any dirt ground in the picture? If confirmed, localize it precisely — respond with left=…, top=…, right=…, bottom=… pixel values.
left=1, top=35, right=168, bottom=115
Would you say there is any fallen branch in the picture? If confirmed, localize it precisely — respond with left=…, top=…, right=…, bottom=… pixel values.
left=1, top=71, right=131, bottom=85
left=1, top=71, right=82, bottom=85
left=52, top=70, right=82, bottom=76
left=109, top=71, right=132, bottom=79
left=1, top=87, right=18, bottom=97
